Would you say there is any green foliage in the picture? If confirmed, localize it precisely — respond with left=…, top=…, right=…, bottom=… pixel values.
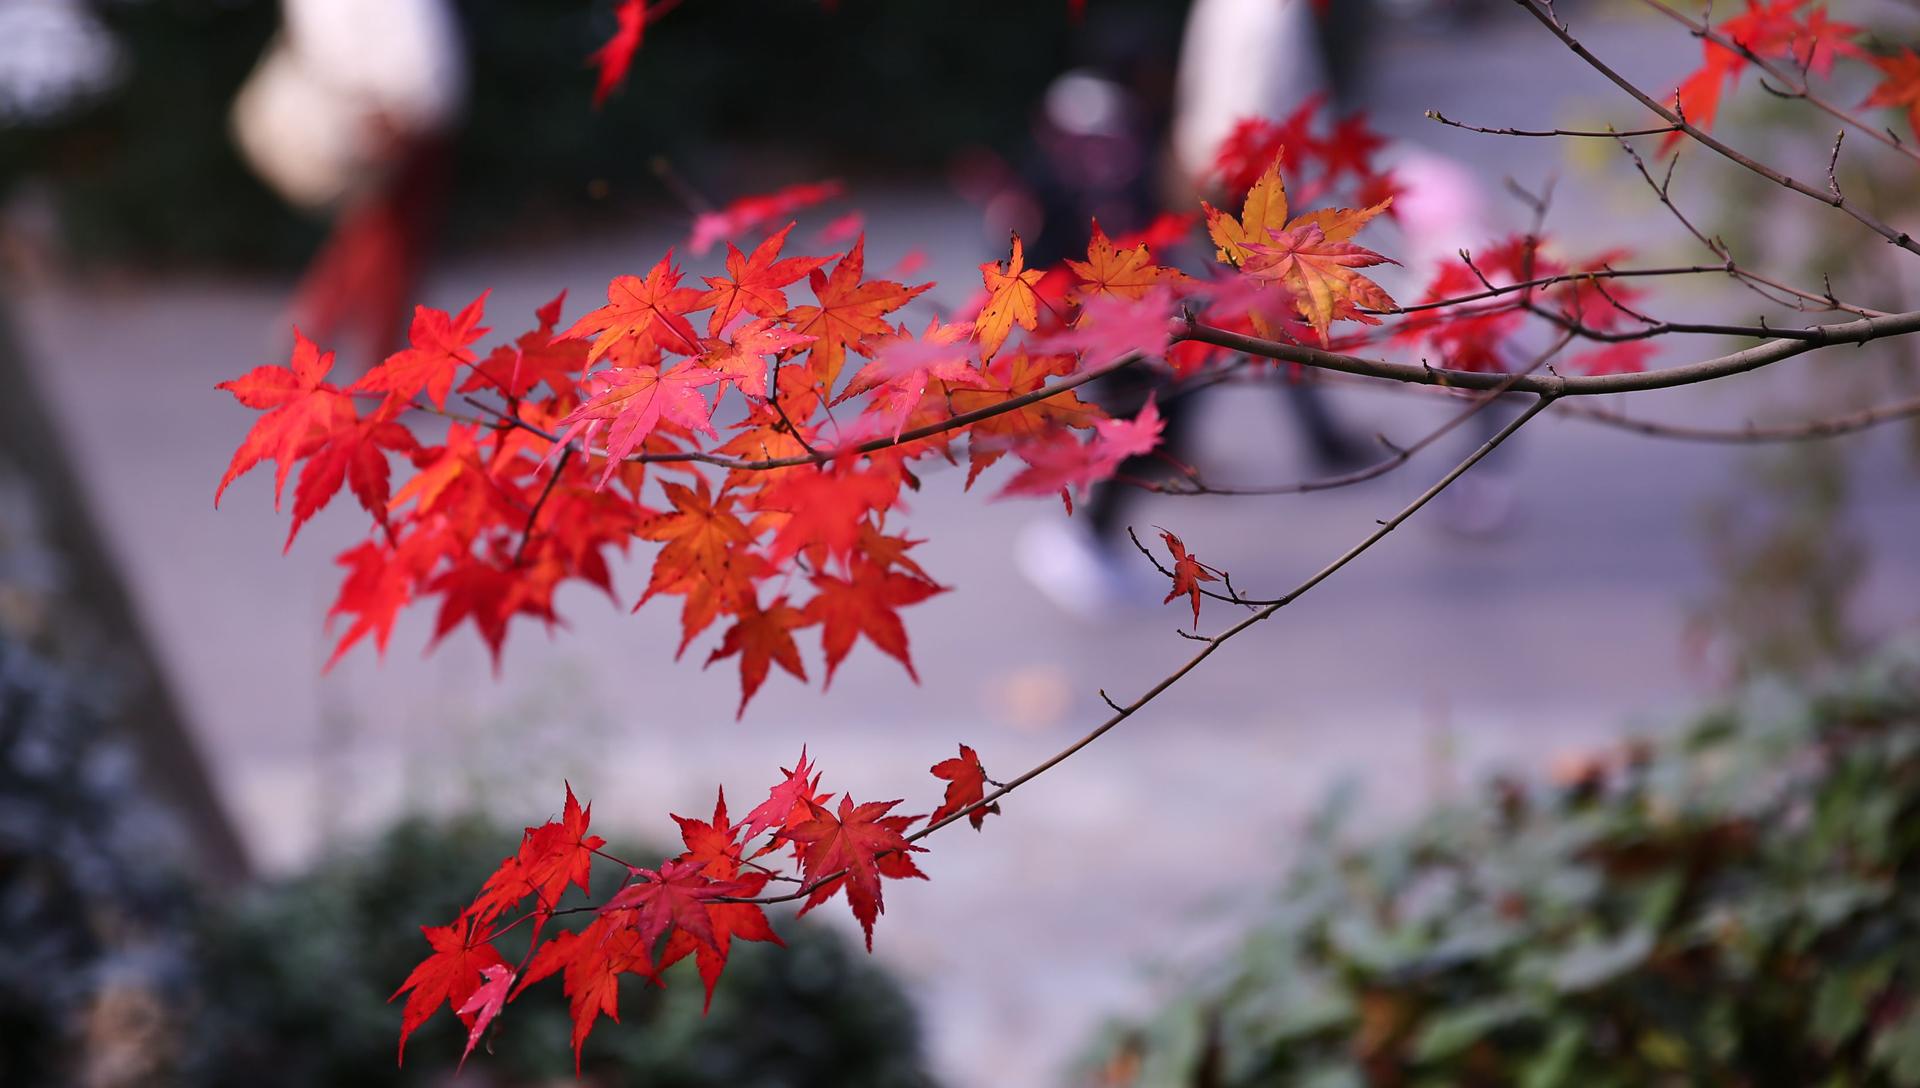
left=1080, top=651, right=1920, bottom=1087
left=189, top=816, right=934, bottom=1087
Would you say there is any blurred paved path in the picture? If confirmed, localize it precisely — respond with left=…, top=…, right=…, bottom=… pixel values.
left=17, top=9, right=1920, bottom=1085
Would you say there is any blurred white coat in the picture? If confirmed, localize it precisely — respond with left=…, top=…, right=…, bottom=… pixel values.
left=231, top=0, right=466, bottom=210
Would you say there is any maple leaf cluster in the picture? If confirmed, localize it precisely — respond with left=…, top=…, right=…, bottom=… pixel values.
left=1654, top=1, right=1920, bottom=155
left=212, top=89, right=1733, bottom=1066
left=1391, top=236, right=1655, bottom=378
left=1666, top=1, right=1862, bottom=145
left=213, top=140, right=1438, bottom=712
left=1209, top=95, right=1404, bottom=214
left=393, top=746, right=997, bottom=1067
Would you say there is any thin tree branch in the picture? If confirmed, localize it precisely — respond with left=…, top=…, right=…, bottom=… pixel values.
left=1559, top=392, right=1920, bottom=442
left=730, top=395, right=1556, bottom=904
left=1178, top=306, right=1920, bottom=397
left=1634, top=0, right=1920, bottom=165
left=1510, top=0, right=1920, bottom=256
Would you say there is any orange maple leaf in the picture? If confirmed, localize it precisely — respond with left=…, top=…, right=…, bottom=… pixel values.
left=947, top=351, right=1102, bottom=486
left=698, top=223, right=831, bottom=336
left=1066, top=219, right=1193, bottom=302
left=976, top=232, right=1047, bottom=360
left=561, top=254, right=704, bottom=365
left=1243, top=223, right=1397, bottom=341
left=1204, top=156, right=1395, bottom=340
left=786, top=236, right=931, bottom=387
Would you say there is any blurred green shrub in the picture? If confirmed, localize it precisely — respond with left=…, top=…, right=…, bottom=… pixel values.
left=1079, top=650, right=1920, bottom=1088
left=188, top=816, right=935, bottom=1087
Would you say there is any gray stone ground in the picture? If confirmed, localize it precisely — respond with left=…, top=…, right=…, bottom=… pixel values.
left=16, top=9, right=1920, bottom=1085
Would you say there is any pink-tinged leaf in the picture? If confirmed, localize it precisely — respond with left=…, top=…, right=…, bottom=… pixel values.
left=841, top=319, right=984, bottom=438
left=998, top=395, right=1165, bottom=505
left=601, top=857, right=746, bottom=954
left=738, top=748, right=824, bottom=845
left=556, top=365, right=721, bottom=486
left=392, top=920, right=505, bottom=1065
left=816, top=211, right=866, bottom=246
left=455, top=964, right=514, bottom=1068
left=1030, top=285, right=1184, bottom=368
left=687, top=180, right=845, bottom=256
left=699, top=318, right=817, bottom=400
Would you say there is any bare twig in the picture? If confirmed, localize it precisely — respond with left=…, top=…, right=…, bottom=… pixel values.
left=1511, top=0, right=1920, bottom=256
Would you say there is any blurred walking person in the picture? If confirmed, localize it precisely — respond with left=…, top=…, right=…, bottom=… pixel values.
left=230, top=0, right=467, bottom=366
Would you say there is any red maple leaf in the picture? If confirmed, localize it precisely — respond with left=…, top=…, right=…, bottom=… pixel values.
left=392, top=919, right=506, bottom=1064
left=738, top=748, right=827, bottom=846
left=561, top=254, right=704, bottom=364
left=215, top=328, right=354, bottom=509
left=840, top=318, right=983, bottom=439
left=788, top=795, right=927, bottom=950
left=284, top=414, right=418, bottom=550
left=601, top=856, right=746, bottom=954
left=697, top=318, right=816, bottom=401
left=1865, top=47, right=1920, bottom=137
left=349, top=292, right=492, bottom=410
left=517, top=917, right=657, bottom=1072
left=556, top=364, right=721, bottom=485
left=655, top=781, right=790, bottom=1011
left=755, top=461, right=902, bottom=568
left=699, top=223, right=831, bottom=335
left=785, top=236, right=931, bottom=386
left=467, top=783, right=607, bottom=924
left=658, top=870, right=783, bottom=1012
left=802, top=561, right=944, bottom=687
left=704, top=594, right=810, bottom=716
left=1159, top=529, right=1220, bottom=629
left=1667, top=1, right=1861, bottom=145
left=673, top=789, right=745, bottom=878
left=929, top=744, right=999, bottom=830
left=590, top=0, right=647, bottom=106
left=460, top=291, right=588, bottom=400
